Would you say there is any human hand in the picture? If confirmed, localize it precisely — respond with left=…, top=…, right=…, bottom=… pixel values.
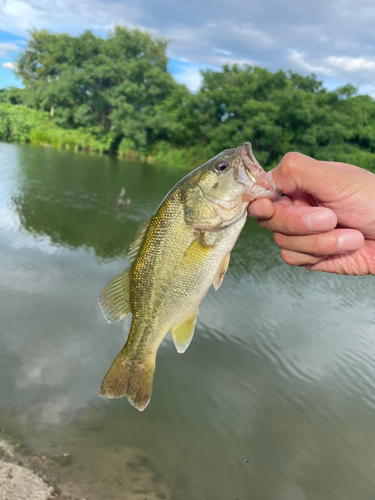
left=248, top=153, right=375, bottom=275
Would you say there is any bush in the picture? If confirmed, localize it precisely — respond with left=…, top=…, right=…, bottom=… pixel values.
left=0, top=103, right=114, bottom=154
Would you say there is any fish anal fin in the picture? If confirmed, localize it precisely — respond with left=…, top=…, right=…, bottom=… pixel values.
left=99, top=267, right=132, bottom=323
left=100, top=349, right=155, bottom=411
left=172, top=310, right=198, bottom=353
left=128, top=217, right=152, bottom=263
left=213, top=252, right=230, bottom=291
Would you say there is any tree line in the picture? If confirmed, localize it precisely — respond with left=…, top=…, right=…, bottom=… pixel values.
left=1, top=26, right=375, bottom=171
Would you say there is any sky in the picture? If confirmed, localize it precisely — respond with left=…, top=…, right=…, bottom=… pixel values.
left=1, top=0, right=375, bottom=94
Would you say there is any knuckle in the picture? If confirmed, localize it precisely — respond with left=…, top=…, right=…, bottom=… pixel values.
left=280, top=249, right=297, bottom=266
left=273, top=232, right=284, bottom=247
left=258, top=219, right=266, bottom=229
left=311, top=234, right=326, bottom=255
left=311, top=233, right=334, bottom=255
left=284, top=211, right=299, bottom=234
left=282, top=152, right=304, bottom=175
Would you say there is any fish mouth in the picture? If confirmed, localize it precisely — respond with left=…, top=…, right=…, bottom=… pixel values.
left=239, top=142, right=282, bottom=201
left=240, top=142, right=264, bottom=183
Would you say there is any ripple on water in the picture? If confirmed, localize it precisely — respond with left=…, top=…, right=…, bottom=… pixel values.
left=1, top=143, right=375, bottom=500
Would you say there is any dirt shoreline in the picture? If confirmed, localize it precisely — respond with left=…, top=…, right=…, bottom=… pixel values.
left=0, top=430, right=170, bottom=500
left=0, top=437, right=58, bottom=500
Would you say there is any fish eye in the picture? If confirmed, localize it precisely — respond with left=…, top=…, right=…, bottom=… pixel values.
left=215, top=162, right=228, bottom=173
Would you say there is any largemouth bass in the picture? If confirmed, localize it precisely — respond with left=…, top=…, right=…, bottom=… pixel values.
left=99, top=142, right=280, bottom=411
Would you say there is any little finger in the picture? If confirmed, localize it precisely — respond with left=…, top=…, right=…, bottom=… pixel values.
left=280, top=249, right=326, bottom=267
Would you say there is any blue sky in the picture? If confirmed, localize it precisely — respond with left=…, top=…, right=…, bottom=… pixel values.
left=2, top=0, right=375, bottom=95
left=0, top=29, right=24, bottom=87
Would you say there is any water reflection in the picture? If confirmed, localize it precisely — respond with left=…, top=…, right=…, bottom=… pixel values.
left=10, top=143, right=183, bottom=258
left=1, top=142, right=375, bottom=500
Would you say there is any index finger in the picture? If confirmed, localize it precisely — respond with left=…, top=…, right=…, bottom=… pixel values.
left=269, top=153, right=332, bottom=197
left=269, top=152, right=370, bottom=201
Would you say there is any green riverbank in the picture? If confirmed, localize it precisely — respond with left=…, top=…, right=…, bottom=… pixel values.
left=3, top=26, right=375, bottom=172
left=0, top=102, right=197, bottom=169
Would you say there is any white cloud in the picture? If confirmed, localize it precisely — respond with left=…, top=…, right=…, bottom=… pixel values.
left=326, top=56, right=375, bottom=72
left=213, top=49, right=232, bottom=56
left=1, top=0, right=375, bottom=95
left=0, top=42, right=18, bottom=57
left=173, top=65, right=203, bottom=93
left=167, top=20, right=272, bottom=68
left=205, top=20, right=274, bottom=47
left=288, top=50, right=332, bottom=76
left=0, top=0, right=144, bottom=36
left=1, top=0, right=39, bottom=33
left=2, top=61, right=17, bottom=71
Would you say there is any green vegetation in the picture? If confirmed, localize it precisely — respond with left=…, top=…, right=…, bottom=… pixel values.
left=0, top=101, right=113, bottom=152
left=1, top=26, right=375, bottom=170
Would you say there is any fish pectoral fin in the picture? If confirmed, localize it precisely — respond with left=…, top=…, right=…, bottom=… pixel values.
left=171, top=310, right=198, bottom=354
left=98, top=267, right=132, bottom=323
left=128, top=217, right=152, bottom=263
left=213, top=252, right=231, bottom=291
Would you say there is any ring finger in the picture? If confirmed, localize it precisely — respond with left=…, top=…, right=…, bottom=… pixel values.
left=280, top=249, right=325, bottom=267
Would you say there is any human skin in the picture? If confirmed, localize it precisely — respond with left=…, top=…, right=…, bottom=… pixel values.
left=247, top=152, right=375, bottom=275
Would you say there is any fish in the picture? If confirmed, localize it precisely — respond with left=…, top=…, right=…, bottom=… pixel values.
left=98, top=142, right=281, bottom=411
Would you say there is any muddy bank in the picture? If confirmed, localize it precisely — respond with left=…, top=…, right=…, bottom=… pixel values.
left=0, top=438, right=54, bottom=500
left=0, top=424, right=171, bottom=500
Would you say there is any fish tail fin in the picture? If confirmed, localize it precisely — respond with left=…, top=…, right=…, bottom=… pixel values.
left=99, top=349, right=155, bottom=411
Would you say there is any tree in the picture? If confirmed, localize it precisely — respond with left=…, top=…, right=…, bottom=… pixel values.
left=15, top=27, right=178, bottom=150
left=194, top=65, right=375, bottom=169
left=7, top=27, right=375, bottom=171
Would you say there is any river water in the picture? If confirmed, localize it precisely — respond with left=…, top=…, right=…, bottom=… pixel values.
left=1, top=142, right=375, bottom=499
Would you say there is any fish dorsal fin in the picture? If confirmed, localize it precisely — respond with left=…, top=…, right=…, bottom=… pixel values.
left=213, top=252, right=230, bottom=291
left=171, top=309, right=199, bottom=353
left=128, top=217, right=152, bottom=263
left=99, top=267, right=132, bottom=323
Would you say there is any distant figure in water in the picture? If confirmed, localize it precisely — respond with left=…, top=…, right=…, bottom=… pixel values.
left=117, top=187, right=125, bottom=206
left=117, top=188, right=131, bottom=207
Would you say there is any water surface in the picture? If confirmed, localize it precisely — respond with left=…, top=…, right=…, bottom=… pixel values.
left=1, top=142, right=375, bottom=499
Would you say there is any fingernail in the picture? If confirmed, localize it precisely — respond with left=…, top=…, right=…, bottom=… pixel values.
left=306, top=210, right=336, bottom=232
left=337, top=232, right=364, bottom=252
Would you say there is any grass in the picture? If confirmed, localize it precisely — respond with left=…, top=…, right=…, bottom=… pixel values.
left=0, top=103, right=196, bottom=168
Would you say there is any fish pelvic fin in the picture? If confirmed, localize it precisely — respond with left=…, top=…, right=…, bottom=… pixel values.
left=99, top=267, right=132, bottom=323
left=172, top=309, right=198, bottom=354
left=99, top=350, right=155, bottom=411
left=213, top=252, right=231, bottom=291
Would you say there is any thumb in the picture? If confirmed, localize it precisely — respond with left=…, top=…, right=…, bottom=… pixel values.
left=268, top=153, right=344, bottom=200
